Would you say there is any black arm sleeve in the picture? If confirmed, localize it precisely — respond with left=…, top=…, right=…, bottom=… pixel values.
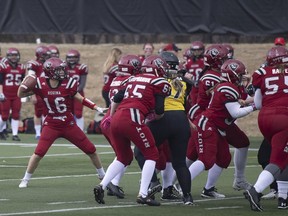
left=0, top=73, right=3, bottom=84
left=154, top=94, right=165, bottom=115
left=113, top=89, right=125, bottom=103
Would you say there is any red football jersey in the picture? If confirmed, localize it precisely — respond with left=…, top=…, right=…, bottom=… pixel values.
left=67, top=63, right=88, bottom=83
left=102, top=64, right=118, bottom=92
left=252, top=66, right=288, bottom=107
left=26, top=60, right=45, bottom=77
left=33, top=77, right=78, bottom=121
left=117, top=74, right=171, bottom=116
left=0, top=62, right=26, bottom=98
left=108, top=75, right=131, bottom=103
left=201, top=82, right=241, bottom=130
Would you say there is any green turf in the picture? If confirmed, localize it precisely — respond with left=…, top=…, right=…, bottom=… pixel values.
left=0, top=134, right=283, bottom=215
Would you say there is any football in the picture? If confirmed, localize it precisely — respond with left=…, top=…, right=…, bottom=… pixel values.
left=20, top=74, right=37, bottom=93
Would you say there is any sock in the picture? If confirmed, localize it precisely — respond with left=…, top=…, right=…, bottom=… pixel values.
left=11, top=119, right=19, bottom=136
left=139, top=160, right=156, bottom=197
left=96, top=167, right=105, bottom=179
left=186, top=157, right=194, bottom=167
left=35, top=125, right=41, bottom=137
left=277, top=181, right=288, bottom=199
left=76, top=117, right=84, bottom=131
left=189, top=160, right=205, bottom=180
left=161, top=162, right=174, bottom=188
left=233, top=147, right=248, bottom=180
left=111, top=166, right=127, bottom=186
left=100, top=160, right=124, bottom=189
left=254, top=170, right=274, bottom=193
left=23, top=171, right=32, bottom=180
left=205, top=164, right=223, bottom=189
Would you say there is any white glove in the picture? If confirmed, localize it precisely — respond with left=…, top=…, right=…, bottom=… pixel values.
left=96, top=106, right=108, bottom=114
left=0, top=93, right=5, bottom=102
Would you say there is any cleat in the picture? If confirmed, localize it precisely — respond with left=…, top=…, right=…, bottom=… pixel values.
left=136, top=195, right=160, bottom=206
left=161, top=185, right=182, bottom=200
left=173, top=183, right=183, bottom=196
left=0, top=132, right=6, bottom=140
left=183, top=193, right=194, bottom=205
left=35, top=136, right=40, bottom=140
left=19, top=179, right=29, bottom=188
left=262, top=189, right=277, bottom=200
left=106, top=182, right=125, bottom=199
left=12, top=135, right=21, bottom=141
left=3, top=129, right=9, bottom=138
left=148, top=179, right=162, bottom=198
left=201, top=187, right=225, bottom=198
left=244, top=186, right=263, bottom=212
left=278, top=197, right=288, bottom=209
left=233, top=179, right=252, bottom=191
left=93, top=185, right=105, bottom=204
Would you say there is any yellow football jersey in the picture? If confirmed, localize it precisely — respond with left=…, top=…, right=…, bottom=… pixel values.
left=165, top=78, right=187, bottom=111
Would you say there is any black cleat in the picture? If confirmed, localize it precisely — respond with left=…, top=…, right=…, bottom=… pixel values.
left=148, top=179, right=162, bottom=199
left=183, top=193, right=194, bottom=205
left=0, top=132, right=6, bottom=140
left=278, top=197, right=288, bottom=209
left=244, top=186, right=263, bottom=211
left=106, top=182, right=125, bottom=199
left=136, top=195, right=161, bottom=206
left=93, top=185, right=105, bottom=204
left=161, top=185, right=182, bottom=200
left=12, top=135, right=21, bottom=141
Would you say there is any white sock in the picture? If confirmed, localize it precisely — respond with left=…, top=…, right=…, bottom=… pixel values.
left=205, top=164, right=223, bottom=189
left=111, top=166, right=127, bottom=186
left=23, top=171, right=32, bottom=181
left=254, top=170, right=274, bottom=193
left=186, top=157, right=194, bottom=167
left=0, top=117, right=5, bottom=132
left=277, top=181, right=288, bottom=199
left=189, top=160, right=205, bottom=180
left=11, top=119, right=19, bottom=136
left=233, top=147, right=248, bottom=180
left=76, top=117, right=84, bottom=131
left=100, top=160, right=124, bottom=189
left=96, top=167, right=105, bottom=179
left=139, top=160, right=156, bottom=197
left=161, top=162, right=174, bottom=188
left=35, top=125, right=41, bottom=137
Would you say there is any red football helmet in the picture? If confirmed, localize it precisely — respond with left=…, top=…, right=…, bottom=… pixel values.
left=183, top=48, right=192, bottom=59
left=204, top=44, right=229, bottom=70
left=35, top=46, right=50, bottom=63
left=266, top=46, right=288, bottom=66
left=6, top=48, right=20, bottom=64
left=43, top=57, right=68, bottom=80
left=141, top=55, right=169, bottom=77
left=222, top=44, right=234, bottom=59
left=118, top=54, right=142, bottom=75
left=66, top=49, right=80, bottom=65
left=48, top=45, right=60, bottom=58
left=221, top=59, right=247, bottom=85
left=190, top=41, right=205, bottom=58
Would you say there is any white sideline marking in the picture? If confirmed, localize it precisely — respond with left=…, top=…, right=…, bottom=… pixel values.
left=0, top=143, right=111, bottom=148
left=206, top=206, right=242, bottom=210
left=0, top=165, right=26, bottom=168
left=48, top=201, right=87, bottom=205
left=0, top=197, right=244, bottom=216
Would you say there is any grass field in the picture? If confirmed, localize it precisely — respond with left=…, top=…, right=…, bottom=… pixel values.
left=0, top=134, right=283, bottom=215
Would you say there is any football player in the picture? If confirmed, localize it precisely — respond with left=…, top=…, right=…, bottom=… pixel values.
left=18, top=57, right=106, bottom=189
left=26, top=45, right=51, bottom=139
left=93, top=55, right=171, bottom=206
left=66, top=49, right=88, bottom=131
left=244, top=46, right=288, bottom=211
left=100, top=54, right=142, bottom=199
left=48, top=45, right=60, bottom=58
left=0, top=48, right=26, bottom=141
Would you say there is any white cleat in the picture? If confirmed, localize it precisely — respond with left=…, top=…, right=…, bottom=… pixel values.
left=19, top=179, right=29, bottom=188
left=262, top=189, right=277, bottom=200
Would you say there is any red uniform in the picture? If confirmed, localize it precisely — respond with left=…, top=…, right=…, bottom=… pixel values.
left=184, top=57, right=205, bottom=110
left=252, top=66, right=288, bottom=169
left=0, top=61, right=25, bottom=121
left=67, top=63, right=88, bottom=118
left=102, top=64, right=118, bottom=93
left=33, top=77, right=96, bottom=157
left=26, top=60, right=45, bottom=118
left=110, top=74, right=171, bottom=166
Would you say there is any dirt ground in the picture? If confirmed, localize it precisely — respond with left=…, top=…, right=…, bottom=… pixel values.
left=0, top=42, right=273, bottom=137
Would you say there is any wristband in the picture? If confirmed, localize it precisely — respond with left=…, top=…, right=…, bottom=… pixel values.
left=82, top=97, right=96, bottom=109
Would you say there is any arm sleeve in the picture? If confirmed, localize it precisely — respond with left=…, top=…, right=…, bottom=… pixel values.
left=254, top=88, right=262, bottom=109
left=0, top=73, right=3, bottom=84
left=225, top=101, right=254, bottom=119
left=154, top=94, right=165, bottom=115
left=113, top=89, right=125, bottom=103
